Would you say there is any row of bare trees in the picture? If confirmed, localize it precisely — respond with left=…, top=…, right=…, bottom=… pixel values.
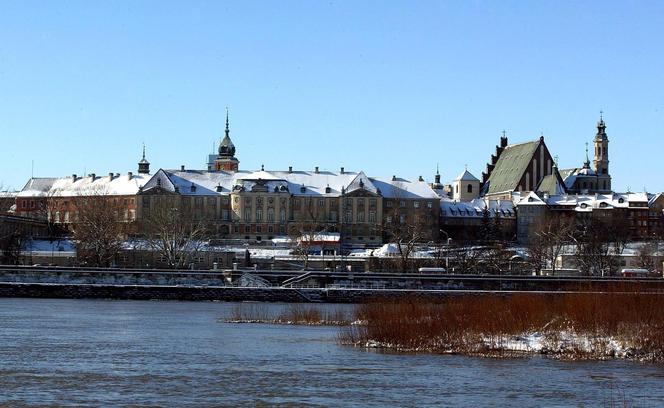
left=68, top=192, right=207, bottom=268
left=527, top=212, right=645, bottom=276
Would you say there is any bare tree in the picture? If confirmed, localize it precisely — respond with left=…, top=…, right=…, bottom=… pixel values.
left=637, top=242, right=657, bottom=272
left=570, top=213, right=630, bottom=276
left=142, top=197, right=208, bottom=269
left=289, top=197, right=330, bottom=270
left=73, top=189, right=128, bottom=267
left=527, top=214, right=575, bottom=275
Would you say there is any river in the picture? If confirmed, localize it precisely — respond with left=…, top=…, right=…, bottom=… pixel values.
left=0, top=298, right=662, bottom=407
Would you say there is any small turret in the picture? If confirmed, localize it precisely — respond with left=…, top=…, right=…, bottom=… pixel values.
left=138, top=144, right=150, bottom=174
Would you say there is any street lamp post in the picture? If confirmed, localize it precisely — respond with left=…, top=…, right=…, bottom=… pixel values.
left=439, top=229, right=451, bottom=272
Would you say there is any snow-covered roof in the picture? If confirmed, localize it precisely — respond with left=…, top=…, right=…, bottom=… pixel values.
left=440, top=197, right=516, bottom=218
left=516, top=191, right=546, bottom=206
left=519, top=192, right=654, bottom=212
left=18, top=173, right=151, bottom=198
left=143, top=169, right=439, bottom=200
left=370, top=177, right=440, bottom=199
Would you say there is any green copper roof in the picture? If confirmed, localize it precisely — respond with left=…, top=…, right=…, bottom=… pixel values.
left=483, top=140, right=540, bottom=195
left=536, top=170, right=567, bottom=195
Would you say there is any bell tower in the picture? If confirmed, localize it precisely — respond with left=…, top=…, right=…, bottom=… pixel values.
left=592, top=112, right=612, bottom=192
left=214, top=108, right=240, bottom=172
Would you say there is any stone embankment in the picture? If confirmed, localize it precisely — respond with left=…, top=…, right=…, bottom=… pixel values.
left=0, top=266, right=663, bottom=303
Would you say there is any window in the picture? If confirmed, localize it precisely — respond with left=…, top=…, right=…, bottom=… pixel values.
left=195, top=197, right=203, bottom=206
left=222, top=209, right=229, bottom=220
left=318, top=199, right=324, bottom=208
left=245, top=225, right=251, bottom=233
left=399, top=214, right=406, bottom=224
left=267, top=208, right=275, bottom=222
left=244, top=209, right=251, bottom=221
left=222, top=197, right=229, bottom=205
left=256, top=226, right=262, bottom=233
left=256, top=208, right=263, bottom=221
left=369, top=198, right=377, bottom=208
left=467, top=184, right=473, bottom=193
left=399, top=201, right=406, bottom=208
left=234, top=225, right=240, bottom=233
left=427, top=202, right=433, bottom=209
left=345, top=211, right=352, bottom=223
left=413, top=201, right=420, bottom=209
left=369, top=211, right=376, bottom=223
left=268, top=225, right=274, bottom=233
left=386, top=201, right=393, bottom=208
left=330, top=210, right=338, bottom=222
left=280, top=210, right=286, bottom=222
left=357, top=212, right=365, bottom=222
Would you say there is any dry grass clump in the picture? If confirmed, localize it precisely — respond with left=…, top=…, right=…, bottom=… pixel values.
left=340, top=291, right=664, bottom=361
left=226, top=303, right=351, bottom=326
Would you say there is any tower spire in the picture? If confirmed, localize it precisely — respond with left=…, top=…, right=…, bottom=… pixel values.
left=225, top=107, right=230, bottom=138
left=584, top=142, right=590, bottom=167
left=142, top=143, right=146, bottom=160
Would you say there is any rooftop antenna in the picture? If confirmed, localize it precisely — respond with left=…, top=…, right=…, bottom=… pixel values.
left=31, top=159, right=34, bottom=179
left=436, top=163, right=439, bottom=175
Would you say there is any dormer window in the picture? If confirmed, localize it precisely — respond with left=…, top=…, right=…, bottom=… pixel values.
left=325, top=185, right=331, bottom=194
left=618, top=198, right=625, bottom=204
left=300, top=185, right=306, bottom=193
left=190, top=184, right=197, bottom=193
left=216, top=184, right=223, bottom=192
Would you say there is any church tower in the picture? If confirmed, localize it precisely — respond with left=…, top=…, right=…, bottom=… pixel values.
left=592, top=112, right=612, bottom=192
left=214, top=108, right=240, bottom=172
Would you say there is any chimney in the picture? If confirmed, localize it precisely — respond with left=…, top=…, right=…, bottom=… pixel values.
left=340, top=167, right=345, bottom=174
left=392, top=175, right=396, bottom=181
left=127, top=171, right=133, bottom=180
left=180, top=165, right=185, bottom=171
left=288, top=166, right=293, bottom=173
left=90, top=173, right=96, bottom=180
left=418, top=175, right=424, bottom=182
left=315, top=166, right=319, bottom=174
left=108, top=172, right=114, bottom=180
left=71, top=174, right=77, bottom=182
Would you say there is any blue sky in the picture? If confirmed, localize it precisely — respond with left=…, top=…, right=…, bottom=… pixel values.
left=1, top=1, right=663, bottom=192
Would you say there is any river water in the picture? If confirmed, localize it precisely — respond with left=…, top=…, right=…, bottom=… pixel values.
left=0, top=299, right=663, bottom=407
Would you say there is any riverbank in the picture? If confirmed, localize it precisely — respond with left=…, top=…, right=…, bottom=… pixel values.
left=339, top=293, right=664, bottom=362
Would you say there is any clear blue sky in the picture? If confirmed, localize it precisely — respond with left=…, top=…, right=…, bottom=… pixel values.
left=1, top=1, right=663, bottom=192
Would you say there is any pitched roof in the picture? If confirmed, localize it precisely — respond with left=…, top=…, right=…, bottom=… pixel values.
left=483, top=140, right=540, bottom=195
left=536, top=169, right=567, bottom=196
left=455, top=170, right=479, bottom=182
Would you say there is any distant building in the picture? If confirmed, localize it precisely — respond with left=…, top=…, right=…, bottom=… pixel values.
left=452, top=169, right=480, bottom=202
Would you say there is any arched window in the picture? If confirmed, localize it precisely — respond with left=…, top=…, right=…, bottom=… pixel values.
left=467, top=184, right=473, bottom=194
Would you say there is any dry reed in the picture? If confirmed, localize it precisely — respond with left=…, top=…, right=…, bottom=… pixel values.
left=339, top=290, right=664, bottom=361
left=226, top=303, right=351, bottom=326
